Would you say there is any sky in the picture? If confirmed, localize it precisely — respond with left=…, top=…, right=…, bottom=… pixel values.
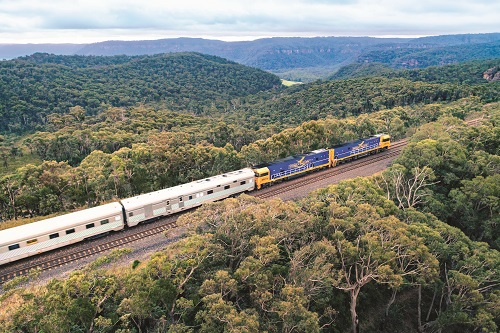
left=1, top=0, right=499, bottom=44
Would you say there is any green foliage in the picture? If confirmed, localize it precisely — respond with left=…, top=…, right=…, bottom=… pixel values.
left=0, top=98, right=493, bottom=223
left=0, top=52, right=281, bottom=134
left=222, top=76, right=499, bottom=130
left=85, top=248, right=134, bottom=271
left=331, top=58, right=500, bottom=86
left=358, top=42, right=500, bottom=69
left=1, top=174, right=499, bottom=333
left=386, top=111, right=500, bottom=248
left=397, top=209, right=500, bottom=333
left=0, top=169, right=500, bottom=333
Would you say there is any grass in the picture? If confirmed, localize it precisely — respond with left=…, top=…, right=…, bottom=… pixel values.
left=0, top=153, right=42, bottom=178
left=281, top=79, right=303, bottom=86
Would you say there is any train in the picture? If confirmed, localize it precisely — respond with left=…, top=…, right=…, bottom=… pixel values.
left=0, top=133, right=390, bottom=266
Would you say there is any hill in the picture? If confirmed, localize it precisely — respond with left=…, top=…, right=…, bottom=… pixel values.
left=0, top=52, right=282, bottom=134
left=330, top=58, right=500, bottom=84
left=2, top=33, right=500, bottom=81
left=357, top=41, right=500, bottom=68
left=223, top=59, right=500, bottom=130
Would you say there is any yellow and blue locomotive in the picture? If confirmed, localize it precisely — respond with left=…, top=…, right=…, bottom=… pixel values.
left=252, top=133, right=390, bottom=189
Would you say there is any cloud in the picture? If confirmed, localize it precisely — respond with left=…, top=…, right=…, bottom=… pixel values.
left=0, top=0, right=499, bottom=43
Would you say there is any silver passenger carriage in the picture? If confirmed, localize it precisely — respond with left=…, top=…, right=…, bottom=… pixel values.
left=0, top=202, right=124, bottom=266
left=121, top=168, right=255, bottom=227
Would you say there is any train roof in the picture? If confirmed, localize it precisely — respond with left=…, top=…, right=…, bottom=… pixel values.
left=120, top=168, right=255, bottom=211
left=330, top=133, right=387, bottom=148
left=252, top=148, right=329, bottom=169
left=0, top=202, right=124, bottom=247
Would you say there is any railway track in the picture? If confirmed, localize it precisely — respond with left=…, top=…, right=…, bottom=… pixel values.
left=0, top=216, right=179, bottom=285
left=0, top=117, right=486, bottom=286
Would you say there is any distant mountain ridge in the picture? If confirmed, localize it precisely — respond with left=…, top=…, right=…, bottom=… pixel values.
left=1, top=33, right=500, bottom=81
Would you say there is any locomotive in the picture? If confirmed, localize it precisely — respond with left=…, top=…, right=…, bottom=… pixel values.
left=253, top=133, right=390, bottom=188
left=0, top=134, right=390, bottom=266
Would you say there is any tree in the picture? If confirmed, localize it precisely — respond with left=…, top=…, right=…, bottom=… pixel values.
left=195, top=294, right=260, bottom=333
left=308, top=179, right=438, bottom=333
left=271, top=285, right=320, bottom=333
left=329, top=212, right=438, bottom=333
left=400, top=209, right=500, bottom=333
left=0, top=174, right=21, bottom=220
left=379, top=163, right=438, bottom=210
left=449, top=174, right=500, bottom=248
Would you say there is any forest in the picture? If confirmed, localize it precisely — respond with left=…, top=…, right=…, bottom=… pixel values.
left=0, top=52, right=281, bottom=133
left=330, top=59, right=500, bottom=85
left=0, top=53, right=498, bottom=333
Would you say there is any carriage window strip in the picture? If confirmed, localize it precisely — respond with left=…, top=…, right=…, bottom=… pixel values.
left=8, top=244, right=20, bottom=251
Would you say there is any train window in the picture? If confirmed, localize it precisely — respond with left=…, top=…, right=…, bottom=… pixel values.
left=240, top=181, right=246, bottom=185
left=8, top=244, right=20, bottom=251
left=382, top=138, right=390, bottom=142
left=188, top=195, right=193, bottom=200
left=86, top=223, right=95, bottom=229
left=129, top=212, right=134, bottom=217
left=100, top=219, right=109, bottom=225
left=224, top=185, right=230, bottom=190
left=66, top=228, right=75, bottom=235
left=49, top=233, right=59, bottom=239
left=27, top=239, right=38, bottom=245
left=207, top=190, right=213, bottom=195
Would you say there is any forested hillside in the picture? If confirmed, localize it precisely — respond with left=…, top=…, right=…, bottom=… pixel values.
left=357, top=41, right=500, bottom=68
left=2, top=33, right=500, bottom=82
left=224, top=59, right=500, bottom=129
left=331, top=58, right=500, bottom=84
left=0, top=51, right=499, bottom=333
left=0, top=52, right=281, bottom=133
left=1, top=113, right=498, bottom=333
left=70, top=33, right=500, bottom=81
